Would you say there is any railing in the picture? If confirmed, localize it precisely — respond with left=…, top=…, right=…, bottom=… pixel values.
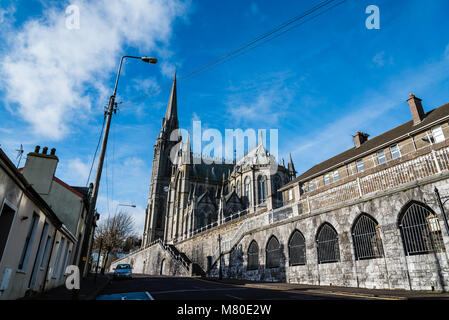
left=305, top=146, right=449, bottom=212
left=208, top=144, right=449, bottom=269
left=302, top=125, right=449, bottom=196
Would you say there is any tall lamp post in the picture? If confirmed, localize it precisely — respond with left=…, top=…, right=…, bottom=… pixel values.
left=83, top=55, right=157, bottom=278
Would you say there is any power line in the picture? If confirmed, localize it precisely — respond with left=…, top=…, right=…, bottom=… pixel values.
left=179, top=0, right=347, bottom=81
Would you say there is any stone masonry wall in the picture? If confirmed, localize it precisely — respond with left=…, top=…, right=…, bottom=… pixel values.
left=112, top=176, right=449, bottom=291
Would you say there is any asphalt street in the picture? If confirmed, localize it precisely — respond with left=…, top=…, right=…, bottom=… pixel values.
left=98, top=274, right=370, bottom=300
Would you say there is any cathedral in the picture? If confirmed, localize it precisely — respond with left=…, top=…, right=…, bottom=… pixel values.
left=142, top=74, right=296, bottom=247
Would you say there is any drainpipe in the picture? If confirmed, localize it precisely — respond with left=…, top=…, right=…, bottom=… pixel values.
left=41, top=228, right=58, bottom=293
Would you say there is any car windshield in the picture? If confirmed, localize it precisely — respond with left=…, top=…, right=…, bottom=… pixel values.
left=116, top=264, right=131, bottom=270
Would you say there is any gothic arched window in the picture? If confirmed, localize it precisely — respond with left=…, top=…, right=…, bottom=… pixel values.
left=266, top=236, right=281, bottom=268
left=288, top=230, right=306, bottom=266
left=257, top=175, right=267, bottom=205
left=247, top=240, right=259, bottom=270
left=316, top=223, right=340, bottom=264
left=352, top=213, right=384, bottom=260
left=244, top=177, right=251, bottom=206
left=399, top=201, right=445, bottom=255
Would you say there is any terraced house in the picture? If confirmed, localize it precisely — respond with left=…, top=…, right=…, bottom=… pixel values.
left=111, top=87, right=449, bottom=292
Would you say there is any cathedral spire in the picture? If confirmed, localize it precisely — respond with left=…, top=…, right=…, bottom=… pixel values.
left=288, top=153, right=296, bottom=179
left=164, top=71, right=178, bottom=128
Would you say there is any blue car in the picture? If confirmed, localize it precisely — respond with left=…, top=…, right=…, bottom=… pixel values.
left=113, top=264, right=133, bottom=279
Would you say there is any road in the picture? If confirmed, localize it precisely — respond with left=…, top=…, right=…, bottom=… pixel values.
left=98, top=274, right=373, bottom=300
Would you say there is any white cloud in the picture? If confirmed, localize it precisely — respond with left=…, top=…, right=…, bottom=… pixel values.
left=0, top=0, right=188, bottom=140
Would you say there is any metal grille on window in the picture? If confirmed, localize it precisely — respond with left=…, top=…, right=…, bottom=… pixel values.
left=247, top=241, right=259, bottom=270
left=352, top=214, right=384, bottom=260
left=399, top=202, right=446, bottom=255
left=289, top=230, right=306, bottom=266
left=266, top=236, right=281, bottom=268
left=316, top=223, right=340, bottom=264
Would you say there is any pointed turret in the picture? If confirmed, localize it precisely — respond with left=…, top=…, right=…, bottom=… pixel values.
left=164, top=72, right=179, bottom=130
left=288, top=153, right=296, bottom=179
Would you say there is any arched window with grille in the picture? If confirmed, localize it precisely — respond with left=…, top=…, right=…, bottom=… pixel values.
left=266, top=235, right=281, bottom=268
left=316, top=223, right=340, bottom=264
left=257, top=175, right=267, bottom=204
left=399, top=201, right=446, bottom=256
left=247, top=240, right=259, bottom=270
left=288, top=230, right=306, bottom=266
left=244, top=177, right=251, bottom=206
left=352, top=213, right=384, bottom=260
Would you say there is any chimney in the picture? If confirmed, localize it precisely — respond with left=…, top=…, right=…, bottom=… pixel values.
left=407, top=93, right=425, bottom=125
left=22, top=146, right=59, bottom=195
left=353, top=131, right=369, bottom=148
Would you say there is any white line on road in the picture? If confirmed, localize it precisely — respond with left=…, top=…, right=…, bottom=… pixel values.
left=145, top=292, right=155, bottom=300
left=225, top=294, right=243, bottom=300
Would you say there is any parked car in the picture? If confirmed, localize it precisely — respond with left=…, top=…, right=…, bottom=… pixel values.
left=113, top=264, right=133, bottom=279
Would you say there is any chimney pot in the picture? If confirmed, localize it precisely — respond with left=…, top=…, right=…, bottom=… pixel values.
left=353, top=131, right=369, bottom=148
left=34, top=146, right=40, bottom=153
left=407, top=93, right=425, bottom=125
left=50, top=148, right=56, bottom=155
left=42, top=147, right=48, bottom=155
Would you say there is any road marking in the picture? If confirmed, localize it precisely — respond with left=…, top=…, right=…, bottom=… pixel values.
left=226, top=294, right=243, bottom=300
left=145, top=292, right=155, bottom=300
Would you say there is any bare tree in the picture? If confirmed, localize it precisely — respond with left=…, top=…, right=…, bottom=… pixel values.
left=94, top=210, right=136, bottom=273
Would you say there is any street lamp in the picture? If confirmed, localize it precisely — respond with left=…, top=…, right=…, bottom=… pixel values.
left=114, top=203, right=137, bottom=216
left=83, top=55, right=157, bottom=278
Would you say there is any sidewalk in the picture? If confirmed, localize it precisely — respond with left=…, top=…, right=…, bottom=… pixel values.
left=21, top=273, right=110, bottom=300
left=199, top=277, right=449, bottom=300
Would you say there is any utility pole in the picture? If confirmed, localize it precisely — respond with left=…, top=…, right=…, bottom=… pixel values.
left=82, top=55, right=157, bottom=278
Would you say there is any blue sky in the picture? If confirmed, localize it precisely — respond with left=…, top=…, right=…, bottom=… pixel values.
left=1, top=0, right=449, bottom=234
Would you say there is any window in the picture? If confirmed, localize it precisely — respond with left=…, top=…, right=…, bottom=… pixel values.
left=244, top=177, right=251, bottom=206
left=0, top=203, right=16, bottom=263
left=399, top=202, right=445, bottom=255
left=18, top=213, right=39, bottom=271
left=316, top=223, right=340, bottom=264
left=53, top=238, right=65, bottom=277
left=237, top=181, right=241, bottom=197
left=333, top=170, right=339, bottom=182
left=257, top=175, right=267, bottom=204
left=288, top=189, right=293, bottom=201
left=432, top=126, right=445, bottom=143
left=390, top=144, right=401, bottom=160
left=266, top=236, right=281, bottom=268
left=356, top=159, right=364, bottom=173
left=40, top=234, right=52, bottom=270
left=377, top=150, right=386, bottom=165
left=308, top=181, right=314, bottom=192
left=273, top=175, right=282, bottom=208
left=247, top=240, right=259, bottom=270
left=352, top=214, right=384, bottom=260
left=288, top=230, right=306, bottom=266
left=324, top=174, right=330, bottom=185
